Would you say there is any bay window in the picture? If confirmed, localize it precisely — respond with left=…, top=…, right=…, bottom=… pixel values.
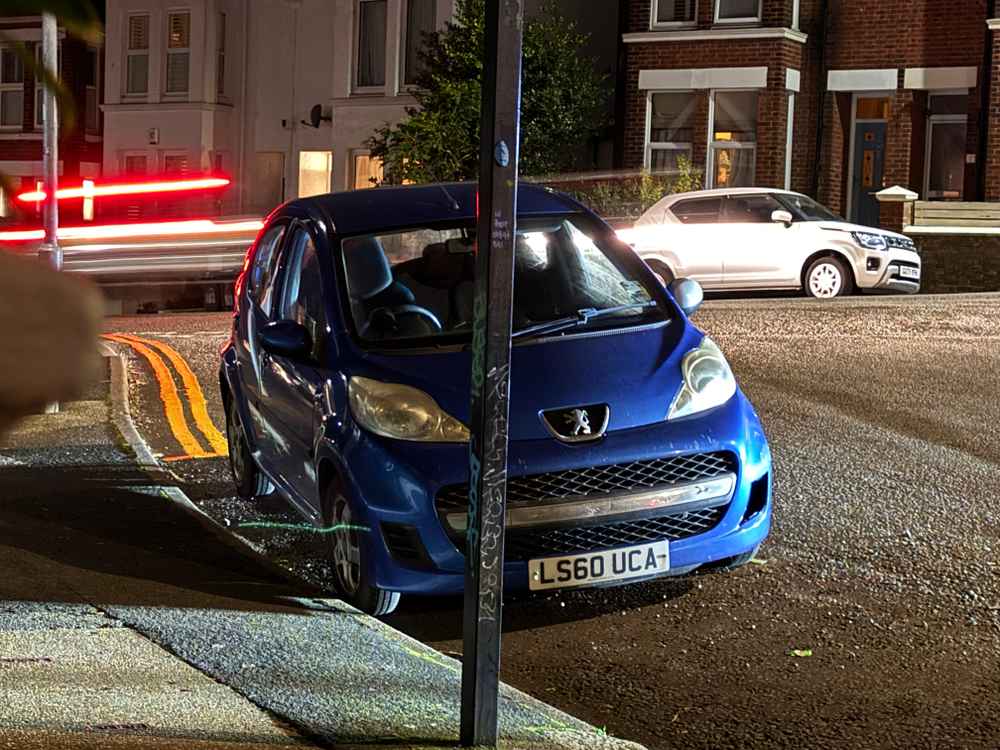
left=0, top=46, right=24, bottom=129
left=646, top=91, right=695, bottom=174
left=126, top=14, right=149, bottom=96
left=652, top=0, right=696, bottom=26
left=924, top=93, right=968, bottom=201
left=715, top=0, right=761, bottom=23
left=165, top=11, right=191, bottom=95
left=709, top=90, right=757, bottom=188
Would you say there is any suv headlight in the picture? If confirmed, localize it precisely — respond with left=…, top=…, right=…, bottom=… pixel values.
left=668, top=337, right=737, bottom=420
left=348, top=376, right=469, bottom=442
left=851, top=231, right=888, bottom=251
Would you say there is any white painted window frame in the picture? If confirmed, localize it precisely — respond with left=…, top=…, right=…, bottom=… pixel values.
left=124, top=12, right=150, bottom=97
left=0, top=44, right=25, bottom=131
left=714, top=0, right=762, bottom=25
left=354, top=0, right=388, bottom=94
left=923, top=89, right=969, bottom=201
left=791, top=0, right=800, bottom=30
left=650, top=0, right=697, bottom=29
left=784, top=92, right=795, bottom=190
left=643, top=89, right=695, bottom=174
left=164, top=9, right=192, bottom=97
left=706, top=88, right=758, bottom=189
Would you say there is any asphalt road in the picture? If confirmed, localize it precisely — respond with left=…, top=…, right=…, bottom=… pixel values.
left=102, top=294, right=1000, bottom=750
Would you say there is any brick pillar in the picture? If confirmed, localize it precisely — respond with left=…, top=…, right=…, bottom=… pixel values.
left=985, top=26, right=1000, bottom=200
left=875, top=186, right=917, bottom=233
left=755, top=85, right=790, bottom=189
left=817, top=91, right=848, bottom=215
left=884, top=90, right=915, bottom=191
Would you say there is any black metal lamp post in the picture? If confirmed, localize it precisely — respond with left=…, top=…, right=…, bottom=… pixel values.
left=460, top=0, right=524, bottom=746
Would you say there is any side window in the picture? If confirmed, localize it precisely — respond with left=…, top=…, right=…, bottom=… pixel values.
left=724, top=194, right=784, bottom=223
left=671, top=198, right=722, bottom=224
left=279, top=228, right=328, bottom=361
left=249, top=223, right=286, bottom=315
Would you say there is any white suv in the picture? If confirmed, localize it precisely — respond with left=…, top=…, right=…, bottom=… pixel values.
left=617, top=188, right=921, bottom=299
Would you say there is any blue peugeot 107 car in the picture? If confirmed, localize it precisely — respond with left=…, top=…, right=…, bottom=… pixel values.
left=221, top=182, right=772, bottom=615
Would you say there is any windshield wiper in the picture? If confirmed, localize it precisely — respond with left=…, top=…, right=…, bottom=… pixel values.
left=512, top=300, right=658, bottom=340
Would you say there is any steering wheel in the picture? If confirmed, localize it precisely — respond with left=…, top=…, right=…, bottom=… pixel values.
left=368, top=304, right=442, bottom=337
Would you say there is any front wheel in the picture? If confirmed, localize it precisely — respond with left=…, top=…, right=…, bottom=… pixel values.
left=226, top=396, right=273, bottom=499
left=326, top=482, right=401, bottom=616
left=804, top=256, right=853, bottom=299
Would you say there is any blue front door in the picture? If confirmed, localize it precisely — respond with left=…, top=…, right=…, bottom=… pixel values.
left=851, top=122, right=886, bottom=226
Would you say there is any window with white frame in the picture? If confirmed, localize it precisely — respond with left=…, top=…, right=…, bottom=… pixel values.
left=122, top=152, right=149, bottom=175
left=162, top=152, right=190, bottom=175
left=0, top=46, right=24, bottom=129
left=165, top=11, right=191, bottom=95
left=709, top=90, right=757, bottom=188
left=925, top=92, right=968, bottom=200
left=652, top=0, right=696, bottom=26
left=403, top=0, right=436, bottom=85
left=216, top=12, right=226, bottom=96
left=646, top=91, right=695, bottom=174
left=352, top=150, right=384, bottom=189
left=356, top=0, right=387, bottom=89
left=715, top=0, right=761, bottom=23
left=125, top=14, right=150, bottom=95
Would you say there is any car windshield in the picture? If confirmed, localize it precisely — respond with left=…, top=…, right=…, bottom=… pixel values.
left=776, top=193, right=842, bottom=222
left=339, top=214, right=667, bottom=345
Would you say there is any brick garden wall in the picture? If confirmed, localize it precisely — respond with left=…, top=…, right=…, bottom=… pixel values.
left=913, top=234, right=1000, bottom=293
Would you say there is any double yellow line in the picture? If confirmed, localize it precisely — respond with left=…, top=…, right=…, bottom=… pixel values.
left=104, top=332, right=228, bottom=460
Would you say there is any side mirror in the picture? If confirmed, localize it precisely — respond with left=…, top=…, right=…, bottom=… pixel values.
left=771, top=209, right=793, bottom=227
left=260, top=320, right=311, bottom=359
left=668, top=277, right=703, bottom=317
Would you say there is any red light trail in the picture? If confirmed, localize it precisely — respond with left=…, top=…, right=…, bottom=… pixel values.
left=16, top=176, right=231, bottom=203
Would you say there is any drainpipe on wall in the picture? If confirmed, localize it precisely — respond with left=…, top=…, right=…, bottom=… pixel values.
left=977, top=1, right=996, bottom=201
left=810, top=0, right=830, bottom=199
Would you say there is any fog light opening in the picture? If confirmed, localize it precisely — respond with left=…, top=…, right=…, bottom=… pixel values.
left=741, top=474, right=769, bottom=524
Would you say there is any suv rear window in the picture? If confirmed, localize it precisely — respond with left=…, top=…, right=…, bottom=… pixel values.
left=670, top=198, right=722, bottom=224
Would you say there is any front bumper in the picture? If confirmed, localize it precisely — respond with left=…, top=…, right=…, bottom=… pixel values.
left=859, top=249, right=921, bottom=294
left=330, top=390, right=772, bottom=596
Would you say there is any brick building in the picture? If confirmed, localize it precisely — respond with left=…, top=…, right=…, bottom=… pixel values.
left=0, top=14, right=103, bottom=222
left=619, top=1, right=994, bottom=226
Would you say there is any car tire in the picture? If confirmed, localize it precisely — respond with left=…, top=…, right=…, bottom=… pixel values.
left=804, top=256, right=853, bottom=299
left=645, top=258, right=676, bottom=287
left=226, top=395, right=273, bottom=499
left=325, top=480, right=401, bottom=617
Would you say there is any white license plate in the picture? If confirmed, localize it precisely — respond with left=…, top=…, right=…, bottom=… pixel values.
left=899, top=266, right=919, bottom=279
left=528, top=541, right=669, bottom=591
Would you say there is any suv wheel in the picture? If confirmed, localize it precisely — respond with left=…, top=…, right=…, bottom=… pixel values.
left=226, top=396, right=273, bottom=499
left=804, top=256, right=853, bottom=299
left=326, top=482, right=401, bottom=617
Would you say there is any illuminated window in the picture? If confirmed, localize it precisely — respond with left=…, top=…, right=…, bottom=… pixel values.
left=709, top=90, right=757, bottom=188
left=216, top=12, right=226, bottom=96
left=352, top=151, right=384, bottom=189
left=123, top=153, right=149, bottom=175
left=715, top=0, right=760, bottom=22
left=646, top=91, right=695, bottom=174
left=855, top=96, right=890, bottom=121
left=162, top=152, right=190, bottom=175
left=652, top=0, right=695, bottom=26
left=298, top=150, right=333, bottom=197
left=125, top=14, right=150, bottom=95
left=165, top=12, right=191, bottom=95
left=0, top=46, right=24, bottom=129
left=357, top=0, right=387, bottom=88
left=403, top=0, right=435, bottom=85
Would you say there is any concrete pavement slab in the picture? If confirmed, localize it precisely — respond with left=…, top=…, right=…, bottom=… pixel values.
left=0, top=627, right=314, bottom=748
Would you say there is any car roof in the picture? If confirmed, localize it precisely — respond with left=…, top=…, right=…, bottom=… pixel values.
left=288, top=181, right=584, bottom=236
left=662, top=187, right=799, bottom=203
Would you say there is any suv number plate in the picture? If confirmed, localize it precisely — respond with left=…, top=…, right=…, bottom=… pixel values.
left=528, top=541, right=669, bottom=591
left=899, top=266, right=919, bottom=279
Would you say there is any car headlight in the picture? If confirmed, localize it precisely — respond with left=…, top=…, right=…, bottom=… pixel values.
left=851, top=231, right=888, bottom=251
left=667, top=337, right=736, bottom=420
left=348, top=376, right=470, bottom=442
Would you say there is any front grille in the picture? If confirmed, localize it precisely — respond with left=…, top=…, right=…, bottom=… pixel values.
left=436, top=451, right=736, bottom=561
left=436, top=451, right=737, bottom=513
left=503, top=507, right=726, bottom=561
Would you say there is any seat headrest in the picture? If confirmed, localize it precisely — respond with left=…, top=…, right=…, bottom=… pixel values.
left=343, top=235, right=393, bottom=301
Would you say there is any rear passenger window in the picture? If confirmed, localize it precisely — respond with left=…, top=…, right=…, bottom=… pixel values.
left=249, top=223, right=286, bottom=315
left=671, top=198, right=722, bottom=224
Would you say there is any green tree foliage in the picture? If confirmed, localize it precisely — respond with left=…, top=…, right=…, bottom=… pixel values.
left=366, top=0, right=609, bottom=183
